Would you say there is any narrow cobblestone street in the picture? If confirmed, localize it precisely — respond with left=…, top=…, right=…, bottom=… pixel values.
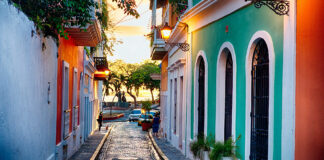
left=98, top=122, right=153, bottom=160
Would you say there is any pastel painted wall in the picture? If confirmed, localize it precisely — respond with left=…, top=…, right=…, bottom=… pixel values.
left=295, top=0, right=324, bottom=159
left=56, top=35, right=83, bottom=160
left=190, top=5, right=283, bottom=159
left=56, top=37, right=83, bottom=144
left=192, top=0, right=201, bottom=6
left=161, top=55, right=168, bottom=91
left=0, top=2, right=57, bottom=160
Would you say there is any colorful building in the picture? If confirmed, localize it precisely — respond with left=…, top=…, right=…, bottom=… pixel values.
left=150, top=0, right=169, bottom=144
left=150, top=0, right=324, bottom=159
left=55, top=4, right=104, bottom=160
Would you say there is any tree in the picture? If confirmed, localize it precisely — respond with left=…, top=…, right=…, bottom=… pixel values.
left=104, top=59, right=160, bottom=107
left=124, top=67, right=143, bottom=108
left=136, top=61, right=160, bottom=103
left=107, top=60, right=140, bottom=107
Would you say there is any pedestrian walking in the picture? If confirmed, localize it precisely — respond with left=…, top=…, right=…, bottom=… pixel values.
left=152, top=113, right=160, bottom=137
left=97, top=112, right=103, bottom=131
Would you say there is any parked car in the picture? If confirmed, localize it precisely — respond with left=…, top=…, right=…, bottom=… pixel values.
left=137, top=114, right=153, bottom=126
left=151, top=109, right=160, bottom=115
left=128, top=109, right=141, bottom=122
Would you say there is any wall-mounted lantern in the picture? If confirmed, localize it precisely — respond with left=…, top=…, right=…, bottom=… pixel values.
left=94, top=68, right=111, bottom=81
left=246, top=0, right=289, bottom=16
left=160, top=23, right=190, bottom=52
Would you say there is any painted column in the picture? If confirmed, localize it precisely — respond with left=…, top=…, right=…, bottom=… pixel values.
left=282, top=0, right=296, bottom=159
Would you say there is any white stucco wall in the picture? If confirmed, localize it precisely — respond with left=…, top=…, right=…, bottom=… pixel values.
left=0, top=2, right=58, bottom=160
left=167, top=47, right=187, bottom=153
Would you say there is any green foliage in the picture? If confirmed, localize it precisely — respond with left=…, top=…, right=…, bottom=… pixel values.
left=134, top=60, right=160, bottom=103
left=103, top=59, right=160, bottom=106
left=141, top=100, right=152, bottom=122
left=209, top=135, right=241, bottom=160
left=96, top=1, right=123, bottom=56
left=112, top=0, right=140, bottom=18
left=9, top=0, right=97, bottom=42
left=8, top=0, right=139, bottom=46
left=84, top=47, right=91, bottom=56
left=141, top=101, right=152, bottom=111
left=190, top=134, right=214, bottom=158
left=136, top=61, right=160, bottom=91
left=168, top=0, right=188, bottom=16
left=103, top=73, right=115, bottom=96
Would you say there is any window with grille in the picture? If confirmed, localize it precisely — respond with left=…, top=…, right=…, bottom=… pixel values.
left=73, top=68, right=78, bottom=130
left=62, top=61, right=70, bottom=139
left=250, top=39, right=269, bottom=160
left=224, top=51, right=233, bottom=141
left=198, top=58, right=205, bottom=135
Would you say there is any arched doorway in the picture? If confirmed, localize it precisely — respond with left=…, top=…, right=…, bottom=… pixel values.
left=198, top=58, right=205, bottom=135
left=250, top=39, right=269, bottom=160
left=224, top=52, right=233, bottom=141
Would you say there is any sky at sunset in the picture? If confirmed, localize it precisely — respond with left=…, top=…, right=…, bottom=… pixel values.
left=107, top=0, right=162, bottom=63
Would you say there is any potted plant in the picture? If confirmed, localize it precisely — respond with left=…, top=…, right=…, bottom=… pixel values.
left=190, top=134, right=214, bottom=160
left=141, top=101, right=152, bottom=131
left=209, top=135, right=241, bottom=160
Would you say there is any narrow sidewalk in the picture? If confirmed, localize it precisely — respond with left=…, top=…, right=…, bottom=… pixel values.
left=69, top=126, right=109, bottom=160
left=153, top=137, right=191, bottom=160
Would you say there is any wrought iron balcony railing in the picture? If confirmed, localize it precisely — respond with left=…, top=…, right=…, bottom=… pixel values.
left=94, top=57, right=108, bottom=71
left=151, top=27, right=167, bottom=60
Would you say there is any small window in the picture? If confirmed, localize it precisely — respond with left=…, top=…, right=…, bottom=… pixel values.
left=62, top=61, right=70, bottom=139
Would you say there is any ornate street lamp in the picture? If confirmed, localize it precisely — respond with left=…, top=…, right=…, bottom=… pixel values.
left=161, top=23, right=172, bottom=40
left=160, top=23, right=190, bottom=52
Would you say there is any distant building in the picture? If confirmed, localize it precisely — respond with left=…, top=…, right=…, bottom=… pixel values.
left=55, top=5, right=104, bottom=160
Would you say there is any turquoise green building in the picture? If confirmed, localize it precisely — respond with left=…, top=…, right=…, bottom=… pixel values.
left=181, top=0, right=294, bottom=159
left=150, top=0, right=295, bottom=159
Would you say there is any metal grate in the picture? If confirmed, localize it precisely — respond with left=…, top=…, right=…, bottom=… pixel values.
left=250, top=39, right=269, bottom=160
left=94, top=57, right=108, bottom=71
left=198, top=58, right=205, bottom=135
left=224, top=51, right=233, bottom=141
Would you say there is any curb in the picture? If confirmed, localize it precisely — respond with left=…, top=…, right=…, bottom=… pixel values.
left=148, top=129, right=169, bottom=160
left=103, top=113, right=124, bottom=120
left=90, top=125, right=114, bottom=160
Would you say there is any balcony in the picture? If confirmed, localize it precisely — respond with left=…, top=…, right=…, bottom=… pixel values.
left=151, top=27, right=167, bottom=60
left=94, top=57, right=109, bottom=81
left=94, top=57, right=108, bottom=71
left=65, top=19, right=102, bottom=47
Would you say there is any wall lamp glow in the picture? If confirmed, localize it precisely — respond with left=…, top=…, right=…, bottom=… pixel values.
left=160, top=23, right=190, bottom=52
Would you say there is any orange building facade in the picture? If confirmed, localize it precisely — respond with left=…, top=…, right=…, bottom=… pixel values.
left=56, top=36, right=84, bottom=159
left=296, top=0, right=324, bottom=159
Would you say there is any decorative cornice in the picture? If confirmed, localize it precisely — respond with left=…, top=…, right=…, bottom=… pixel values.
left=180, top=0, right=249, bottom=32
left=167, top=58, right=186, bottom=71
left=181, top=0, right=219, bottom=23
left=85, top=59, right=97, bottom=73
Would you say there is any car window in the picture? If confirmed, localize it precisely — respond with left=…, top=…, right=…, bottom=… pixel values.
left=132, top=110, right=141, bottom=114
